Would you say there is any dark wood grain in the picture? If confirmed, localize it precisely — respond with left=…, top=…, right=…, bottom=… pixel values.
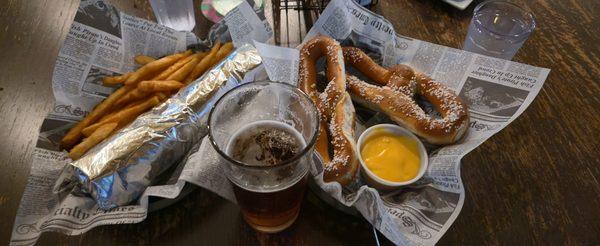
left=0, top=0, right=79, bottom=242
left=371, top=1, right=600, bottom=245
left=1, top=0, right=599, bottom=245
left=377, top=1, right=600, bottom=245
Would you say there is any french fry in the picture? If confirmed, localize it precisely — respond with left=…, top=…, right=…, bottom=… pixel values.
left=134, top=55, right=156, bottom=65
left=114, top=96, right=160, bottom=123
left=166, top=53, right=204, bottom=81
left=115, top=98, right=159, bottom=127
left=109, top=114, right=136, bottom=136
left=125, top=50, right=192, bottom=86
left=138, top=80, right=185, bottom=93
left=103, top=72, right=133, bottom=86
left=184, top=42, right=221, bottom=83
left=213, top=42, right=234, bottom=64
left=81, top=120, right=112, bottom=138
left=81, top=100, right=140, bottom=137
left=68, top=123, right=118, bottom=160
left=60, top=86, right=131, bottom=150
left=107, top=96, right=156, bottom=135
left=114, top=88, right=150, bottom=107
left=81, top=96, right=160, bottom=136
left=155, top=92, right=169, bottom=102
left=97, top=110, right=117, bottom=124
left=152, top=53, right=197, bottom=80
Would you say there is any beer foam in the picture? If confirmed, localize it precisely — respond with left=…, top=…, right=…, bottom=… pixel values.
left=226, top=120, right=306, bottom=166
left=225, top=120, right=309, bottom=192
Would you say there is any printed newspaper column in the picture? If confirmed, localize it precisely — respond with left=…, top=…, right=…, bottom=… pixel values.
left=253, top=41, right=300, bottom=85
left=120, top=13, right=187, bottom=72
left=224, top=1, right=273, bottom=47
left=52, top=21, right=126, bottom=121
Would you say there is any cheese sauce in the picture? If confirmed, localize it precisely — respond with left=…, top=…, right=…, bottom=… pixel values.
left=360, top=132, right=421, bottom=182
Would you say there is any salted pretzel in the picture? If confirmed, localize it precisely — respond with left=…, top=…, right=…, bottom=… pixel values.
left=343, top=47, right=469, bottom=145
left=298, top=36, right=359, bottom=186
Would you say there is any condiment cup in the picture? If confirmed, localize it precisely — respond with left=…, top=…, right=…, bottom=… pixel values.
left=357, top=124, right=428, bottom=190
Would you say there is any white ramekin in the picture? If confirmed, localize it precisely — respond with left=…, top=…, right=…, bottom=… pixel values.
left=357, top=124, right=428, bottom=190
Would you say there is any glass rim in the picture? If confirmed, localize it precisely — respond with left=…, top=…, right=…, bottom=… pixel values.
left=207, top=81, right=320, bottom=170
left=473, top=0, right=536, bottom=39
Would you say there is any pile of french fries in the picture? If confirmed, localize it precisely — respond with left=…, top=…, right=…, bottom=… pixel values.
left=61, top=42, right=234, bottom=160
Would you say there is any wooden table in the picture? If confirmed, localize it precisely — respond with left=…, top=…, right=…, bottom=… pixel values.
left=1, top=0, right=598, bottom=245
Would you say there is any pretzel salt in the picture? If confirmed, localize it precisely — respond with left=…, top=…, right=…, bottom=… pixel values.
left=298, top=36, right=359, bottom=186
left=343, top=47, right=469, bottom=145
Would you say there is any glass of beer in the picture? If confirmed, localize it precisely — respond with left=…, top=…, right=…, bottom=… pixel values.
left=208, top=81, right=319, bottom=233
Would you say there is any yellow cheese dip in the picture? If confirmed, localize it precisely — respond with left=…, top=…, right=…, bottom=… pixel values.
left=360, top=133, right=421, bottom=182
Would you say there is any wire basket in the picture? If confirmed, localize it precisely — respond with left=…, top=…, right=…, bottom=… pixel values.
left=271, top=0, right=378, bottom=47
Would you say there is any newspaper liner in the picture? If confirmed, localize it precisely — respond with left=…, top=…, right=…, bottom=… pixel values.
left=9, top=1, right=271, bottom=245
left=190, top=1, right=550, bottom=245
left=11, top=0, right=551, bottom=245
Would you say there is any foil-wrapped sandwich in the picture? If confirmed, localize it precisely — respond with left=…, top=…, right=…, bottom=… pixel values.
left=56, top=44, right=262, bottom=209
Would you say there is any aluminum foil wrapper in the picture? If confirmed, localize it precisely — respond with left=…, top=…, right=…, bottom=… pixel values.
left=66, top=44, right=262, bottom=210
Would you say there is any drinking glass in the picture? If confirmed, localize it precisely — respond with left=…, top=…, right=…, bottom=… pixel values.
left=149, top=0, right=196, bottom=31
left=463, top=1, right=536, bottom=60
left=208, top=81, right=319, bottom=233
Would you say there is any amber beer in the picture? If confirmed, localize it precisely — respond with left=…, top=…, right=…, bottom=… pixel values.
left=231, top=174, right=308, bottom=233
left=226, top=120, right=309, bottom=233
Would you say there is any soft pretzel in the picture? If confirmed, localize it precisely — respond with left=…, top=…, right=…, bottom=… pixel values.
left=343, top=47, right=417, bottom=96
left=343, top=47, right=469, bottom=145
left=298, top=36, right=359, bottom=186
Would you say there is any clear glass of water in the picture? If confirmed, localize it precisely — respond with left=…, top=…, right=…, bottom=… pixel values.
left=463, top=1, right=536, bottom=60
left=149, top=0, right=196, bottom=31
left=208, top=81, right=319, bottom=233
